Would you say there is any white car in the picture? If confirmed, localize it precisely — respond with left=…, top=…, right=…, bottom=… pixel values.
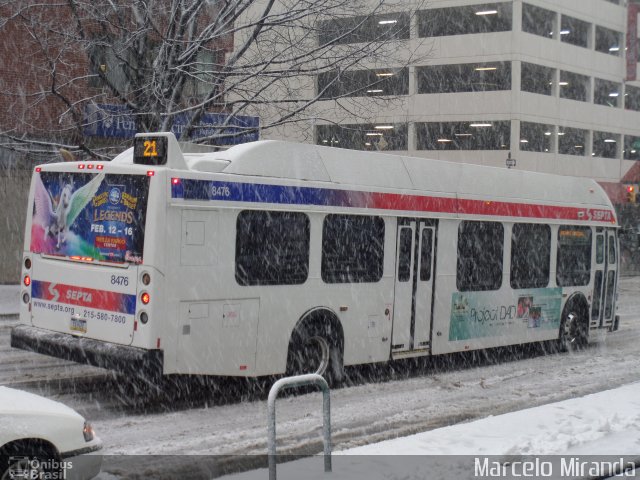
left=0, top=386, right=102, bottom=480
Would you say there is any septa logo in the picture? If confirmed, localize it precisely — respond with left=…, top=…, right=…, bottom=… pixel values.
left=31, top=280, right=136, bottom=314
left=66, top=290, right=93, bottom=302
left=48, top=283, right=59, bottom=302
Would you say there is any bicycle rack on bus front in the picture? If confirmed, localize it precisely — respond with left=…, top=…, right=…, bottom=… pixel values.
left=267, top=374, right=332, bottom=480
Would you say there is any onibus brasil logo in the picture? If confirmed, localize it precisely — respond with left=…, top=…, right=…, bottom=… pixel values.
left=7, top=456, right=72, bottom=479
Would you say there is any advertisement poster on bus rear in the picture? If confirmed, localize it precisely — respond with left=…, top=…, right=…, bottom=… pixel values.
left=449, top=288, right=562, bottom=341
left=30, top=172, right=149, bottom=264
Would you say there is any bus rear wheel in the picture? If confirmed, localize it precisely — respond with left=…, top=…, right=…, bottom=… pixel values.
left=286, top=320, right=343, bottom=385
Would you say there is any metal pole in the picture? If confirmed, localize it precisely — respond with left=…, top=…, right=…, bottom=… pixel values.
left=268, top=391, right=278, bottom=480
left=322, top=383, right=331, bottom=473
left=267, top=374, right=332, bottom=480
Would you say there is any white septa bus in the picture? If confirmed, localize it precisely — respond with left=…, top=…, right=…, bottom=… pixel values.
left=12, top=132, right=620, bottom=380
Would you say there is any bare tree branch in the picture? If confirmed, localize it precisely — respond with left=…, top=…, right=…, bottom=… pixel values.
left=0, top=0, right=430, bottom=157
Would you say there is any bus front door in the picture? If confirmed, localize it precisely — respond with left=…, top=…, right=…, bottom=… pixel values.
left=591, top=228, right=618, bottom=330
left=391, top=219, right=436, bottom=355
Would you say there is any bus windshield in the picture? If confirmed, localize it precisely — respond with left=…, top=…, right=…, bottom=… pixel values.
left=30, top=171, right=150, bottom=264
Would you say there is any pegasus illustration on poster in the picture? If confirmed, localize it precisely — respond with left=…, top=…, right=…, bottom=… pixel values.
left=32, top=173, right=105, bottom=249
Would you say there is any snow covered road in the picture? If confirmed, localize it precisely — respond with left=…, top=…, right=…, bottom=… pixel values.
left=1, top=278, right=639, bottom=464
left=93, top=324, right=640, bottom=457
left=96, top=277, right=640, bottom=457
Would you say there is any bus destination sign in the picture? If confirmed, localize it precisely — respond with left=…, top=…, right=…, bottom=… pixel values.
left=134, top=136, right=168, bottom=166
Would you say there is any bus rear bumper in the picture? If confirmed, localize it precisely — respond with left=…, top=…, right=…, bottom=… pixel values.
left=10, top=325, right=163, bottom=377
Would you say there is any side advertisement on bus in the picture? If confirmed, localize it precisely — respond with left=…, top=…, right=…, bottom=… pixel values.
left=30, top=172, right=150, bottom=264
left=449, top=288, right=563, bottom=341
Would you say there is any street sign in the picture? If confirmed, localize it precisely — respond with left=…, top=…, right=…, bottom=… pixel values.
left=84, top=104, right=260, bottom=145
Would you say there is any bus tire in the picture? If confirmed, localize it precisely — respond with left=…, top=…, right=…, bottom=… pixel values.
left=558, top=299, right=589, bottom=352
left=286, top=313, right=344, bottom=385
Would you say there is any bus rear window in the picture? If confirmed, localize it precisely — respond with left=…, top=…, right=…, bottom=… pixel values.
left=30, top=172, right=150, bottom=264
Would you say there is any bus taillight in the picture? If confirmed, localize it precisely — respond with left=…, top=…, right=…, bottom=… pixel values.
left=23, top=275, right=31, bottom=287
left=141, top=292, right=150, bottom=305
left=171, top=178, right=180, bottom=185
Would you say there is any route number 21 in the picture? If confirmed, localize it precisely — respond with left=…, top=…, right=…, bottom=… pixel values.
left=143, top=140, right=158, bottom=157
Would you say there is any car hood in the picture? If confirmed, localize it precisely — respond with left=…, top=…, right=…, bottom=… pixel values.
left=0, top=386, right=82, bottom=420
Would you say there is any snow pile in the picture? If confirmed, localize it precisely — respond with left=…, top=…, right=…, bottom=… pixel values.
left=223, top=382, right=640, bottom=480
left=346, top=382, right=640, bottom=457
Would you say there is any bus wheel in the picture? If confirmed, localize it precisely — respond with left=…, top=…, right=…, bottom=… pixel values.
left=286, top=320, right=343, bottom=385
left=559, top=310, right=588, bottom=352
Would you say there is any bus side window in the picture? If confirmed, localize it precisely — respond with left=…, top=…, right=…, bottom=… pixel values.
left=397, top=227, right=413, bottom=282
left=456, top=221, right=504, bottom=292
left=608, top=237, right=616, bottom=264
left=235, top=210, right=310, bottom=286
left=510, top=223, right=550, bottom=289
left=596, top=235, right=604, bottom=264
left=556, top=226, right=592, bottom=287
left=321, top=214, right=385, bottom=284
left=419, top=228, right=433, bottom=281
left=604, top=271, right=616, bottom=319
left=592, top=271, right=603, bottom=319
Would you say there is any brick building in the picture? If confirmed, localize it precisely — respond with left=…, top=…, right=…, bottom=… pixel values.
left=0, top=1, right=235, bottom=282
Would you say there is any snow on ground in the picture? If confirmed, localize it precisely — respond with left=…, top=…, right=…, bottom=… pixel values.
left=0, top=277, right=640, bottom=480
left=83, top=277, right=640, bottom=461
left=0, top=284, right=19, bottom=316
left=343, top=382, right=640, bottom=457
left=223, top=382, right=640, bottom=480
